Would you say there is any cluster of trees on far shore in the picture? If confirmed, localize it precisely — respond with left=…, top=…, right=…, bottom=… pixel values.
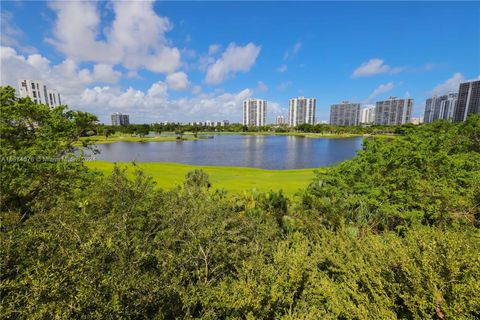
left=94, top=121, right=414, bottom=137
left=1, top=85, right=479, bottom=319
left=65, top=117, right=421, bottom=139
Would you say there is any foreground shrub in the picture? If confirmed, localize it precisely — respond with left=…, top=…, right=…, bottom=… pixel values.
left=303, top=115, right=480, bottom=231
left=1, top=167, right=479, bottom=318
left=204, top=227, right=480, bottom=319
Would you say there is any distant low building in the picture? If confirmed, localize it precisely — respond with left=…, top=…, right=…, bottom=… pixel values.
left=189, top=120, right=229, bottom=127
left=330, top=101, right=361, bottom=126
left=454, top=79, right=480, bottom=122
left=276, top=116, right=286, bottom=125
left=359, top=105, right=376, bottom=124
left=375, top=97, right=413, bottom=125
left=410, top=117, right=423, bottom=125
left=18, top=79, right=62, bottom=108
left=111, top=112, right=130, bottom=126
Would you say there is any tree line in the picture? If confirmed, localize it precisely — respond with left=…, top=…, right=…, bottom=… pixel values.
left=1, top=86, right=479, bottom=319
left=94, top=120, right=411, bottom=137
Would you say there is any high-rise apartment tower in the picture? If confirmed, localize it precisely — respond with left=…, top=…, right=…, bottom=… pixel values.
left=288, top=96, right=316, bottom=126
left=243, top=99, right=267, bottom=126
left=374, top=97, right=413, bottom=125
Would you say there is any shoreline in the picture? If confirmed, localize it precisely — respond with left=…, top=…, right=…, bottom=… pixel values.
left=76, top=132, right=400, bottom=146
left=191, top=131, right=400, bottom=139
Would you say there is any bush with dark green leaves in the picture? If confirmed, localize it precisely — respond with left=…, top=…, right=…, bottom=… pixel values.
left=302, top=115, right=480, bottom=231
left=2, top=168, right=478, bottom=319
left=184, top=169, right=211, bottom=190
left=0, top=86, right=97, bottom=218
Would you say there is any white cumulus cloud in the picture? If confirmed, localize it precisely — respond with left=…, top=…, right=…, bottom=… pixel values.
left=367, top=82, right=394, bottom=101
left=75, top=84, right=254, bottom=123
left=0, top=46, right=121, bottom=96
left=428, top=72, right=465, bottom=96
left=1, top=46, right=257, bottom=124
left=92, top=64, right=122, bottom=84
left=166, top=72, right=190, bottom=91
left=47, top=0, right=181, bottom=74
left=204, top=42, right=261, bottom=85
left=352, top=59, right=404, bottom=78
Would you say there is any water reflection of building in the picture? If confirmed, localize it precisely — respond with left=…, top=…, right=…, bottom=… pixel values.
left=243, top=135, right=266, bottom=168
left=285, top=135, right=311, bottom=168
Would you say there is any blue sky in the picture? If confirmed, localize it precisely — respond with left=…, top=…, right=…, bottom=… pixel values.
left=1, top=1, right=479, bottom=123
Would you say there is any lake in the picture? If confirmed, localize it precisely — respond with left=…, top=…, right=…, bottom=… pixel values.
left=91, top=134, right=363, bottom=169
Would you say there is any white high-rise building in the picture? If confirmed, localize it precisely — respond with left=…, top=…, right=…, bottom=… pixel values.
left=375, top=97, right=413, bottom=125
left=359, top=105, right=376, bottom=124
left=454, top=80, right=480, bottom=122
left=288, top=96, right=316, bottom=126
left=330, top=101, right=361, bottom=126
left=111, top=112, right=130, bottom=126
left=47, top=89, right=62, bottom=108
left=441, top=93, right=458, bottom=121
left=276, top=116, right=286, bottom=125
left=243, top=99, right=267, bottom=126
left=410, top=117, right=423, bottom=125
left=18, top=80, right=62, bottom=108
left=423, top=92, right=458, bottom=123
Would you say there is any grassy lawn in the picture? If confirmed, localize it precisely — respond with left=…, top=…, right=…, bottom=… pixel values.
left=86, top=161, right=318, bottom=196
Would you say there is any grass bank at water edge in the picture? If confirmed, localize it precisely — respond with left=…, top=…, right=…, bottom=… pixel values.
left=86, top=161, right=318, bottom=196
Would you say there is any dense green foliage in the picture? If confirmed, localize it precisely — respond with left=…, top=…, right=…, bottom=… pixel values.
left=303, top=116, right=480, bottom=232
left=0, top=86, right=97, bottom=217
left=86, top=161, right=315, bottom=196
left=184, top=169, right=212, bottom=190
left=1, top=86, right=479, bottom=319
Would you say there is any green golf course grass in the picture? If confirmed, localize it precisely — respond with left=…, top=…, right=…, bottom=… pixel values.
left=86, top=161, right=319, bottom=196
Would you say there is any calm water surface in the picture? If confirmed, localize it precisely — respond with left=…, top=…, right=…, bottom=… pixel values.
left=92, top=134, right=363, bottom=169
